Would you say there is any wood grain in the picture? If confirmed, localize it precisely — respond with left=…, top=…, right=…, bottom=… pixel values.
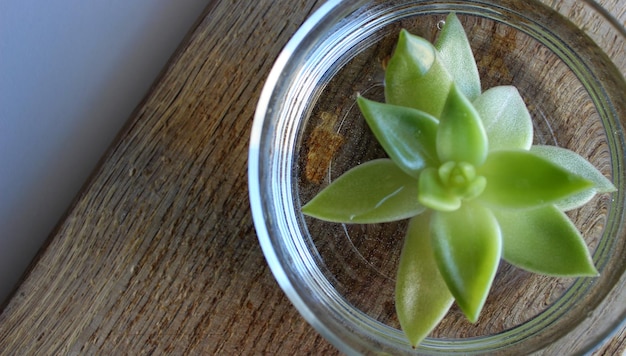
left=0, top=1, right=337, bottom=354
left=0, top=0, right=624, bottom=355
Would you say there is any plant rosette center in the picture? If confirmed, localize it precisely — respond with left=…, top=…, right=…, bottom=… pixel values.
left=301, top=13, right=616, bottom=348
left=420, top=161, right=486, bottom=211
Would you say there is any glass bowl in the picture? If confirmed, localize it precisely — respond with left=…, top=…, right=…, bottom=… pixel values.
left=249, top=0, right=626, bottom=354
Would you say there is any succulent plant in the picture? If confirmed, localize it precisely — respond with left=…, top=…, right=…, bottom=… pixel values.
left=302, top=13, right=616, bottom=347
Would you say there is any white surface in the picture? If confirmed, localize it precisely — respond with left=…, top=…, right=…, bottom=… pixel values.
left=0, top=0, right=209, bottom=303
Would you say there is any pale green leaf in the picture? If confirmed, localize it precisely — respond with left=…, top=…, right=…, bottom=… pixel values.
left=301, top=159, right=424, bottom=223
left=435, top=12, right=481, bottom=101
left=385, top=29, right=453, bottom=117
left=396, top=213, right=454, bottom=347
left=478, top=150, right=594, bottom=209
left=430, top=203, right=502, bottom=322
left=437, top=84, right=488, bottom=166
left=418, top=167, right=461, bottom=211
left=357, top=96, right=439, bottom=178
left=530, top=145, right=616, bottom=211
left=473, top=86, right=533, bottom=151
left=494, top=205, right=598, bottom=276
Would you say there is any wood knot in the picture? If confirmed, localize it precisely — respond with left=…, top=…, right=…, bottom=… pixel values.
left=305, top=112, right=344, bottom=184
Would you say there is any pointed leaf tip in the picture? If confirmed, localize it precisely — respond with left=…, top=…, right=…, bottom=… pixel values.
left=437, top=84, right=488, bottom=166
left=479, top=150, right=595, bottom=209
left=473, top=86, right=533, bottom=151
left=385, top=30, right=453, bottom=117
left=301, top=159, right=424, bottom=223
left=530, top=145, right=616, bottom=211
left=357, top=96, right=439, bottom=177
left=430, top=204, right=502, bottom=322
left=396, top=213, right=454, bottom=346
left=435, top=12, right=481, bottom=101
left=496, top=205, right=598, bottom=277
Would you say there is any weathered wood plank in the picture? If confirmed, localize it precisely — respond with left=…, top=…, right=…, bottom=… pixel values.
left=0, top=1, right=337, bottom=354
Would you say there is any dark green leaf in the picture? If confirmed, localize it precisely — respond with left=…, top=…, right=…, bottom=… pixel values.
left=494, top=205, right=598, bottom=276
left=396, top=213, right=454, bottom=347
left=385, top=29, right=453, bottom=117
left=301, top=159, right=424, bottom=223
left=478, top=150, right=594, bottom=208
left=437, top=84, right=488, bottom=166
left=358, top=96, right=439, bottom=178
left=430, top=203, right=502, bottom=322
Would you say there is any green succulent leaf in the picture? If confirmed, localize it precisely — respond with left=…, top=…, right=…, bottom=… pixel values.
left=418, top=167, right=461, bottom=211
left=473, top=86, right=533, bottom=151
left=357, top=96, right=439, bottom=178
left=430, top=203, right=502, bottom=322
left=301, top=159, right=425, bottom=223
left=494, top=205, right=598, bottom=276
left=385, top=29, right=453, bottom=117
left=396, top=213, right=454, bottom=347
left=479, top=150, right=594, bottom=209
left=437, top=84, right=488, bottom=166
left=530, top=145, right=616, bottom=211
left=435, top=13, right=481, bottom=102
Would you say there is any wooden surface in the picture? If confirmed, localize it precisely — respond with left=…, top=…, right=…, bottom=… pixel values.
left=1, top=0, right=624, bottom=354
